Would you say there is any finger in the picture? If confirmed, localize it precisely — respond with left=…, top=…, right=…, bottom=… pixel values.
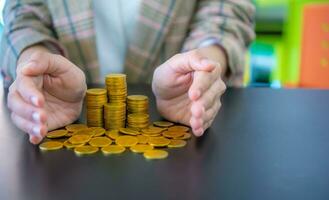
left=20, top=52, right=86, bottom=102
left=190, top=102, right=205, bottom=118
left=20, top=52, right=73, bottom=77
left=15, top=75, right=45, bottom=107
left=167, top=51, right=216, bottom=74
left=29, top=135, right=42, bottom=144
left=192, top=100, right=221, bottom=137
left=7, top=91, right=47, bottom=123
left=191, top=79, right=225, bottom=116
left=203, top=100, right=221, bottom=129
left=193, top=127, right=204, bottom=137
left=10, top=113, right=47, bottom=143
left=188, top=71, right=212, bottom=100
left=188, top=64, right=224, bottom=101
left=190, top=117, right=203, bottom=134
left=203, top=118, right=215, bottom=134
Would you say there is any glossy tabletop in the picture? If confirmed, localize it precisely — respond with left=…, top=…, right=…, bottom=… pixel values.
left=1, top=83, right=329, bottom=200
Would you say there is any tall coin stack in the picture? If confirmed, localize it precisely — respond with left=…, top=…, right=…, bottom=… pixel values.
left=127, top=95, right=149, bottom=114
left=104, top=74, right=128, bottom=130
left=105, top=74, right=127, bottom=103
left=104, top=103, right=126, bottom=130
left=86, top=88, right=108, bottom=127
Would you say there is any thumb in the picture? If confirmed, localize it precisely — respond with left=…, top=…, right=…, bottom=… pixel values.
left=168, top=51, right=216, bottom=74
left=21, top=52, right=73, bottom=77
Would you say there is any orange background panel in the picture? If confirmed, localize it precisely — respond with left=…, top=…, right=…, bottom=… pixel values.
left=300, top=4, right=329, bottom=89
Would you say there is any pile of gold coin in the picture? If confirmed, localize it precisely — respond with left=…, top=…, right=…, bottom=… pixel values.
left=105, top=74, right=127, bottom=103
left=40, top=73, right=192, bottom=160
left=39, top=121, right=192, bottom=160
left=104, top=103, right=126, bottom=130
left=127, top=113, right=150, bottom=129
left=127, top=95, right=149, bottom=114
left=85, top=88, right=107, bottom=127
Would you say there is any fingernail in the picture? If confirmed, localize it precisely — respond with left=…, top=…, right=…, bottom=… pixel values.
left=32, top=126, right=41, bottom=137
left=30, top=96, right=38, bottom=106
left=32, top=112, right=41, bottom=122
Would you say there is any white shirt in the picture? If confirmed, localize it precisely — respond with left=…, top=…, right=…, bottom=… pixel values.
left=93, top=0, right=141, bottom=80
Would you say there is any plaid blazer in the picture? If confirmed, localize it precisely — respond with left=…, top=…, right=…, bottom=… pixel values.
left=0, top=0, right=255, bottom=88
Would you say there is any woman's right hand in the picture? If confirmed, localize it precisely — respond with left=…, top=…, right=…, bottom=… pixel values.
left=7, top=49, right=87, bottom=144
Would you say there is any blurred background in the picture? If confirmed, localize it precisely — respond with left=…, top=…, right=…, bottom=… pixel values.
left=0, top=0, right=328, bottom=89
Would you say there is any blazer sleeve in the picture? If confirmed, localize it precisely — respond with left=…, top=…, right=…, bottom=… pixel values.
left=182, top=0, right=256, bottom=86
left=0, top=0, right=66, bottom=88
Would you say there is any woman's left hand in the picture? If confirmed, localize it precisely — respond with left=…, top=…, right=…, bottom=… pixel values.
left=152, top=48, right=226, bottom=136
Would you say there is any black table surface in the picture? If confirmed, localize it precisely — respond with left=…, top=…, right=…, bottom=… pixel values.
left=1, top=83, right=329, bottom=200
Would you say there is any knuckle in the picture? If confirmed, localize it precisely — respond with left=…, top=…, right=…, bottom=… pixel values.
left=55, top=53, right=68, bottom=61
left=7, top=94, right=14, bottom=110
left=7, top=91, right=19, bottom=110
left=8, top=81, right=17, bottom=93
left=219, top=80, right=227, bottom=91
left=217, top=101, right=222, bottom=109
left=10, top=112, right=16, bottom=122
left=30, top=51, right=47, bottom=61
left=23, top=119, right=33, bottom=134
left=189, top=49, right=201, bottom=58
left=172, top=53, right=183, bottom=60
left=16, top=66, right=21, bottom=75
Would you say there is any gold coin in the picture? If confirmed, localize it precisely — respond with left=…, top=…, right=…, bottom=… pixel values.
left=74, top=145, right=99, bottom=155
left=74, top=128, right=95, bottom=136
left=162, top=131, right=185, bottom=139
left=90, top=127, right=106, bottom=137
left=178, top=132, right=192, bottom=140
left=89, top=137, right=112, bottom=147
left=127, top=95, right=148, bottom=101
left=168, top=139, right=187, bottom=148
left=142, top=133, right=161, bottom=137
left=106, top=73, right=126, bottom=79
left=106, top=130, right=120, bottom=139
left=130, top=144, right=153, bottom=153
left=148, top=136, right=170, bottom=147
left=65, top=124, right=88, bottom=132
left=149, top=125, right=167, bottom=131
left=168, top=125, right=190, bottom=132
left=101, top=145, right=126, bottom=154
left=116, top=136, right=138, bottom=147
left=141, top=127, right=163, bottom=135
left=153, top=121, right=174, bottom=127
left=63, top=140, right=84, bottom=149
left=104, top=102, right=126, bottom=130
left=128, top=113, right=149, bottom=119
left=69, top=134, right=92, bottom=145
left=119, top=127, right=140, bottom=136
left=137, top=135, right=149, bottom=144
left=39, top=141, right=63, bottom=151
left=46, top=130, right=68, bottom=138
left=86, top=88, right=107, bottom=96
left=105, top=74, right=127, bottom=103
left=143, top=150, right=168, bottom=160
left=127, top=95, right=149, bottom=114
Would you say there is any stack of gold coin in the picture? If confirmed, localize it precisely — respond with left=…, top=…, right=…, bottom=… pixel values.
left=127, top=95, right=149, bottom=114
left=85, top=88, right=107, bottom=127
left=105, top=74, right=127, bottom=103
left=104, top=103, right=126, bottom=130
left=127, top=113, right=149, bottom=129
